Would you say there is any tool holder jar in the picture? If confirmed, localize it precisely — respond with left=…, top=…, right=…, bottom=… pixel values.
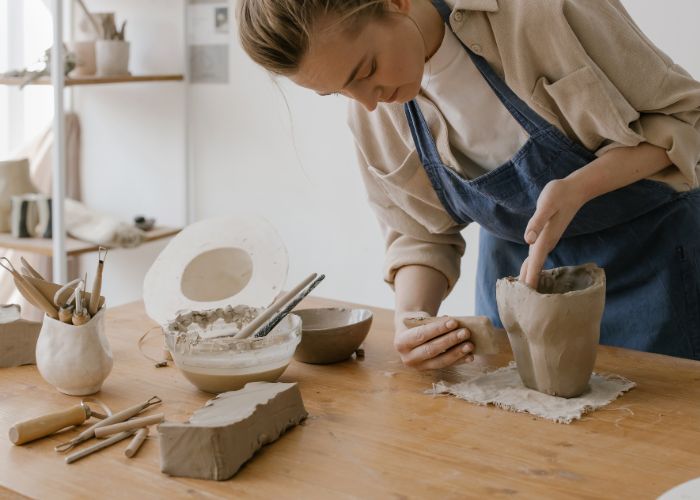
left=35, top=309, right=113, bottom=396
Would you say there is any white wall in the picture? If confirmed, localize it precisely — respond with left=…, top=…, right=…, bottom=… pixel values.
left=78, top=0, right=700, bottom=317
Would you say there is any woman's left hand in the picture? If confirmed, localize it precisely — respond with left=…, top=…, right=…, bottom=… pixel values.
left=520, top=178, right=587, bottom=288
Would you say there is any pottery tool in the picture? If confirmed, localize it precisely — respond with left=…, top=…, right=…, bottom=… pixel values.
left=402, top=316, right=510, bottom=356
left=88, top=247, right=107, bottom=316
left=54, top=277, right=81, bottom=309
left=0, top=258, right=59, bottom=319
left=94, top=413, right=164, bottom=438
left=124, top=427, right=148, bottom=458
left=9, top=403, right=93, bottom=445
left=55, top=396, right=162, bottom=453
left=23, top=274, right=106, bottom=313
left=253, top=274, right=326, bottom=339
left=72, top=279, right=91, bottom=326
left=20, top=257, right=44, bottom=280
left=234, top=273, right=317, bottom=339
left=65, top=430, right=136, bottom=464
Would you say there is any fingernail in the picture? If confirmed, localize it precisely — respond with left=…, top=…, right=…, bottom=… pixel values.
left=464, top=355, right=474, bottom=363
left=446, top=319, right=457, bottom=329
left=526, top=230, right=537, bottom=243
left=457, top=329, right=467, bottom=340
left=462, top=343, right=473, bottom=353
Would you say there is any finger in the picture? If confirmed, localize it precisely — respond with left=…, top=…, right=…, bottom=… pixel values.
left=395, top=317, right=459, bottom=352
left=414, top=342, right=474, bottom=371
left=525, top=238, right=549, bottom=289
left=519, top=256, right=529, bottom=283
left=403, top=328, right=471, bottom=366
left=525, top=207, right=558, bottom=245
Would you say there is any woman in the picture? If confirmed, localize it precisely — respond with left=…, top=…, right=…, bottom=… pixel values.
left=238, top=0, right=700, bottom=369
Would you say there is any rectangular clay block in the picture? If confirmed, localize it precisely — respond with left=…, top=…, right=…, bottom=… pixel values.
left=158, top=381, right=307, bottom=480
left=0, top=305, right=41, bottom=368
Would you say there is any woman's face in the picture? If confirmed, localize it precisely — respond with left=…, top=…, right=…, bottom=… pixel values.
left=291, top=4, right=426, bottom=111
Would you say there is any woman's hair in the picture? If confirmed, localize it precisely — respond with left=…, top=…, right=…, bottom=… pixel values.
left=238, top=0, right=387, bottom=76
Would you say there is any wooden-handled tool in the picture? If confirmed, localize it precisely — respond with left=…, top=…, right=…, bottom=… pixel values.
left=124, top=427, right=149, bottom=458
left=93, top=413, right=164, bottom=438
left=9, top=403, right=92, bottom=445
left=402, top=315, right=511, bottom=355
left=0, top=258, right=58, bottom=319
left=88, top=247, right=107, bottom=316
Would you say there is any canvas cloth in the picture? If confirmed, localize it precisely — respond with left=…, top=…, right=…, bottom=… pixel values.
left=427, top=362, right=635, bottom=424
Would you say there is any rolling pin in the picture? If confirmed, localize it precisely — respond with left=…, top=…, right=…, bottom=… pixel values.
left=9, top=403, right=92, bottom=445
left=402, top=315, right=510, bottom=355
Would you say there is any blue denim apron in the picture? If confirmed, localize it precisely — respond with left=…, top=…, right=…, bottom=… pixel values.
left=403, top=0, right=700, bottom=359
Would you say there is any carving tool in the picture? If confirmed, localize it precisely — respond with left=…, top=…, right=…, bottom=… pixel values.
left=20, top=257, right=44, bottom=280
left=9, top=403, right=93, bottom=445
left=65, top=430, right=136, bottom=464
left=0, top=258, right=58, bottom=319
left=55, top=396, right=162, bottom=453
left=402, top=316, right=510, bottom=355
left=234, top=273, right=317, bottom=339
left=94, top=413, right=164, bottom=438
left=254, top=274, right=326, bottom=338
left=88, top=247, right=107, bottom=316
left=72, top=279, right=91, bottom=326
left=124, top=427, right=148, bottom=458
left=23, top=275, right=106, bottom=313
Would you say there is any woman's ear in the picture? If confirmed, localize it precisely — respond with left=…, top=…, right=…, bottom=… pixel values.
left=387, top=0, right=412, bottom=15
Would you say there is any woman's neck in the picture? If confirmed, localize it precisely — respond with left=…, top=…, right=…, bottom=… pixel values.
left=412, top=0, right=446, bottom=61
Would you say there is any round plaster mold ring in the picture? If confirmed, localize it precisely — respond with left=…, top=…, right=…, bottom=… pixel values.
left=143, top=215, right=288, bottom=326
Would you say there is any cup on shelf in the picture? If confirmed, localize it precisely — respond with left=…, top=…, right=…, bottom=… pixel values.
left=67, top=41, right=97, bottom=76
left=95, top=40, right=130, bottom=77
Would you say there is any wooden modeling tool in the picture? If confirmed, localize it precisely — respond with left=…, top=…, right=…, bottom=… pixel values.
left=402, top=316, right=510, bottom=355
left=88, top=247, right=107, bottom=316
left=253, top=274, right=326, bottom=338
left=0, top=258, right=58, bottom=319
left=65, top=430, right=136, bottom=464
left=94, top=413, right=164, bottom=438
left=234, top=273, right=317, bottom=339
left=55, top=396, right=162, bottom=453
left=124, top=427, right=148, bottom=458
left=20, top=257, right=44, bottom=280
left=72, top=279, right=91, bottom=326
left=23, top=275, right=106, bottom=313
left=9, top=403, right=93, bottom=445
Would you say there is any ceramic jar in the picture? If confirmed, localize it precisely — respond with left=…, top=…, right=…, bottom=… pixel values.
left=95, top=40, right=130, bottom=76
left=0, top=159, right=36, bottom=232
left=496, top=264, right=606, bottom=398
left=35, top=309, right=113, bottom=395
left=67, top=41, right=97, bottom=76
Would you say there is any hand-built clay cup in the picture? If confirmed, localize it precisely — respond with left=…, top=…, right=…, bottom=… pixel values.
left=293, top=308, right=372, bottom=364
left=35, top=309, right=113, bottom=396
left=496, top=263, right=606, bottom=398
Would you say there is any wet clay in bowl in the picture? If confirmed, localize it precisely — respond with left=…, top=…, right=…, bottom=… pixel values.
left=496, top=263, right=606, bottom=398
left=293, top=308, right=373, bottom=364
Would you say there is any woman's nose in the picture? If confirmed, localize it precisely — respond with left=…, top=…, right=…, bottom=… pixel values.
left=350, top=84, right=380, bottom=112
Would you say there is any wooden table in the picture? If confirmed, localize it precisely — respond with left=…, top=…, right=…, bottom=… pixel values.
left=1, top=297, right=699, bottom=499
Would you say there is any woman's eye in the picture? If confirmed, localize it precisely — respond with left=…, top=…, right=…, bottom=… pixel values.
left=363, top=59, right=376, bottom=80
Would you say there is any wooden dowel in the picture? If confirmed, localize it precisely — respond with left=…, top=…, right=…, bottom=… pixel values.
left=94, top=413, right=164, bottom=438
left=234, top=273, right=317, bottom=339
left=124, top=427, right=149, bottom=458
left=65, top=431, right=135, bottom=464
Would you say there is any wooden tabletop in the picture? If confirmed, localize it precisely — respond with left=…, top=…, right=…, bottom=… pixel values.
left=1, top=297, right=699, bottom=499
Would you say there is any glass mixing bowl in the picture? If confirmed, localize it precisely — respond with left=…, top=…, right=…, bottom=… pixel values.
left=163, top=312, right=301, bottom=394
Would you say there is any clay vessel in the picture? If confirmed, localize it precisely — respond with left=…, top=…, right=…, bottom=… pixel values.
left=0, top=159, right=37, bottom=232
left=496, top=263, right=606, bottom=398
left=95, top=40, right=130, bottom=76
left=293, top=308, right=372, bottom=364
left=35, top=309, right=113, bottom=395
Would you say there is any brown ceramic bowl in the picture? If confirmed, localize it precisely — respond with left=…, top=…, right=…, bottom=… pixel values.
left=293, top=308, right=373, bottom=364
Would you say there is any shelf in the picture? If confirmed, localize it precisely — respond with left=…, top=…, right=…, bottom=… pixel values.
left=0, top=226, right=181, bottom=257
left=0, top=74, right=184, bottom=87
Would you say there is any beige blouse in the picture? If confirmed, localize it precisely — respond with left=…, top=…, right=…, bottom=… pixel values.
left=347, top=0, right=700, bottom=295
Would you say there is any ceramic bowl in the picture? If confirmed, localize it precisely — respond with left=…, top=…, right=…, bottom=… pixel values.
left=164, top=312, right=301, bottom=394
left=293, top=308, right=373, bottom=364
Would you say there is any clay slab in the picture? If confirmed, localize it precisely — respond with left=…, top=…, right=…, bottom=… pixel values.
left=159, top=382, right=307, bottom=480
left=0, top=304, right=41, bottom=368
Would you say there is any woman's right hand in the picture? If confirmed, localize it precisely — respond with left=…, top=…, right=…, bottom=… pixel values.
left=393, top=312, right=474, bottom=370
